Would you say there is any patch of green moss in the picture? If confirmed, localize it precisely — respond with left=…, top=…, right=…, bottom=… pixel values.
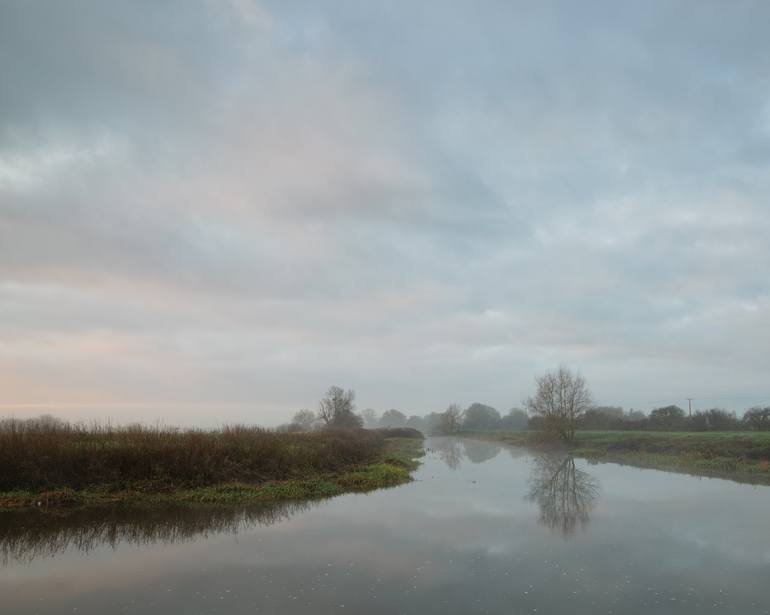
left=337, top=463, right=410, bottom=490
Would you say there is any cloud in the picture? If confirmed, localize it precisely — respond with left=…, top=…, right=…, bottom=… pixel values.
left=1, top=1, right=769, bottom=423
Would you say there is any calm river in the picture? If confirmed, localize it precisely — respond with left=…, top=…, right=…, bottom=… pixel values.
left=2, top=437, right=769, bottom=614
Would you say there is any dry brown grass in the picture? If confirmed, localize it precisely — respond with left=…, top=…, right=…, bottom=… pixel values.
left=0, top=417, right=384, bottom=492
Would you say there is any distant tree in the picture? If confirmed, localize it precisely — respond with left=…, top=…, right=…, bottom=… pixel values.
left=318, top=386, right=363, bottom=429
left=594, top=406, right=624, bottom=419
left=626, top=409, right=647, bottom=422
left=19, top=414, right=66, bottom=430
left=423, top=412, right=444, bottom=434
left=649, top=405, right=686, bottom=430
left=525, top=366, right=592, bottom=441
left=360, top=408, right=379, bottom=428
left=380, top=409, right=407, bottom=428
left=690, top=408, right=739, bottom=431
left=579, top=406, right=625, bottom=430
left=689, top=411, right=706, bottom=431
left=292, top=409, right=317, bottom=431
left=706, top=408, right=738, bottom=430
left=743, top=406, right=770, bottom=431
left=406, top=415, right=426, bottom=431
left=462, top=403, right=501, bottom=431
left=579, top=409, right=608, bottom=430
left=437, top=404, right=464, bottom=434
left=500, top=408, right=529, bottom=430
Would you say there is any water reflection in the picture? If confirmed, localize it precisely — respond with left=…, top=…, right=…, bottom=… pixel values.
left=1, top=499, right=317, bottom=565
left=461, top=439, right=501, bottom=464
left=6, top=439, right=770, bottom=614
left=429, top=437, right=465, bottom=470
left=527, top=454, right=600, bottom=538
left=429, top=439, right=601, bottom=539
left=428, top=437, right=504, bottom=469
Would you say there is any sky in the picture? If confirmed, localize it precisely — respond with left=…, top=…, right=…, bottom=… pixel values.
left=1, top=1, right=769, bottom=425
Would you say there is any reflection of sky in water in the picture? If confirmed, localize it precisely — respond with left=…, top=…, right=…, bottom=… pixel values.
left=3, top=437, right=770, bottom=614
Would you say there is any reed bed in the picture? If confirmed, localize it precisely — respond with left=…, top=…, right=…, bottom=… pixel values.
left=0, top=417, right=385, bottom=493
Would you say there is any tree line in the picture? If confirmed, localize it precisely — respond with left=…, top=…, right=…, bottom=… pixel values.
left=281, top=376, right=770, bottom=437
left=278, top=386, right=531, bottom=434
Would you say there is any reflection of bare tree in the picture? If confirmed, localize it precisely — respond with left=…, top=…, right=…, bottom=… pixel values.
left=430, top=437, right=465, bottom=470
left=462, top=440, right=501, bottom=464
left=1, top=500, right=316, bottom=565
left=527, top=454, right=599, bottom=538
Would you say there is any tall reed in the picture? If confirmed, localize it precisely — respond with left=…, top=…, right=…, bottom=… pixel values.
left=0, top=417, right=383, bottom=492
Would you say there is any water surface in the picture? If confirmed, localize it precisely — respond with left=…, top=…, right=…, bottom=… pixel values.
left=3, top=437, right=769, bottom=614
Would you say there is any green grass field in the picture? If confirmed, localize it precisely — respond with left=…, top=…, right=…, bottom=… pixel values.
left=462, top=430, right=770, bottom=485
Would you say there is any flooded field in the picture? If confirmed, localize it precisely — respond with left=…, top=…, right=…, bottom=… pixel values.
left=3, top=437, right=769, bottom=614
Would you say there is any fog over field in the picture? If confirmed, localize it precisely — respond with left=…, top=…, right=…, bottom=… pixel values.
left=1, top=1, right=769, bottom=425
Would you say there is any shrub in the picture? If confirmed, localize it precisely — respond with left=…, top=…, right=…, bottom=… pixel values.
left=0, top=417, right=385, bottom=492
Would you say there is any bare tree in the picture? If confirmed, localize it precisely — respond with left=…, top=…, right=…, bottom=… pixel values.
left=525, top=366, right=592, bottom=441
left=437, top=403, right=464, bottom=434
left=318, top=386, right=362, bottom=429
left=292, top=409, right=317, bottom=431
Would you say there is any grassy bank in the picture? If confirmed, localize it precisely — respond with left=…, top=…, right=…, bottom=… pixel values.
left=461, top=430, right=770, bottom=484
left=0, top=420, right=424, bottom=510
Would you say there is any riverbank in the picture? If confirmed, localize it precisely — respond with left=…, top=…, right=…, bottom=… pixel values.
left=460, top=430, right=770, bottom=484
left=0, top=424, right=424, bottom=510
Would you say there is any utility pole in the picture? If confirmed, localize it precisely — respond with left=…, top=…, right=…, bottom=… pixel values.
left=687, top=398, right=693, bottom=417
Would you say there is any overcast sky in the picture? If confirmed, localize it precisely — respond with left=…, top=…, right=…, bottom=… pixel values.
left=1, top=1, right=769, bottom=425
